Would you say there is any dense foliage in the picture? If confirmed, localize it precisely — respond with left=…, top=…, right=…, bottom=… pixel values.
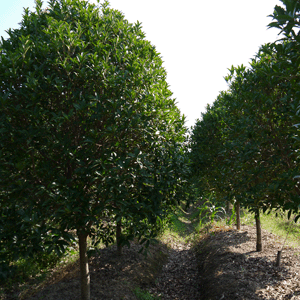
left=190, top=0, right=300, bottom=251
left=0, top=0, right=188, bottom=298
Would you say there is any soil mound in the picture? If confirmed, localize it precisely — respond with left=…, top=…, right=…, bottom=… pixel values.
left=4, top=223, right=300, bottom=299
left=24, top=242, right=168, bottom=300
left=196, top=225, right=300, bottom=300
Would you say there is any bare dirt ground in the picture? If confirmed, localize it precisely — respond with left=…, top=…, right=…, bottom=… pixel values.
left=24, top=241, right=169, bottom=300
left=147, top=232, right=201, bottom=299
left=4, top=221, right=300, bottom=299
left=196, top=225, right=300, bottom=300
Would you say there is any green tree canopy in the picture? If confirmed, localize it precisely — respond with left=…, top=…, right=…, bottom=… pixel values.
left=190, top=41, right=300, bottom=251
left=0, top=0, right=188, bottom=298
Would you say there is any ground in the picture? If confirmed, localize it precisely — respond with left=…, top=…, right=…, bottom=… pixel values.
left=196, top=225, right=300, bottom=300
left=3, top=212, right=300, bottom=299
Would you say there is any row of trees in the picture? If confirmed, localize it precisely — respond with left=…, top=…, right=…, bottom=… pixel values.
left=3, top=0, right=300, bottom=299
left=190, top=0, right=300, bottom=251
left=0, top=1, right=189, bottom=299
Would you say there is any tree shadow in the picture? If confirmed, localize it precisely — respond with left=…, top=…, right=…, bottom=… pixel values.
left=196, top=227, right=297, bottom=300
left=27, top=241, right=168, bottom=300
left=151, top=246, right=202, bottom=299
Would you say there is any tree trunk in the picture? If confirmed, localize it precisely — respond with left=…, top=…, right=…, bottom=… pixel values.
left=116, top=220, right=122, bottom=256
left=235, top=201, right=241, bottom=231
left=226, top=201, right=230, bottom=214
left=78, top=232, right=90, bottom=300
left=276, top=250, right=282, bottom=267
left=255, top=210, right=262, bottom=252
left=185, top=200, right=190, bottom=211
left=226, top=201, right=231, bottom=224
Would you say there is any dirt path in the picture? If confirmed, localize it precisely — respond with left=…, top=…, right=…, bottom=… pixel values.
left=147, top=235, right=201, bottom=299
left=196, top=225, right=300, bottom=300
left=24, top=209, right=203, bottom=300
left=5, top=211, right=300, bottom=300
left=143, top=209, right=202, bottom=299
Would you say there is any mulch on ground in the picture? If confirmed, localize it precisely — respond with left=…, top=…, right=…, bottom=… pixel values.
left=3, top=223, right=300, bottom=299
left=196, top=225, right=300, bottom=300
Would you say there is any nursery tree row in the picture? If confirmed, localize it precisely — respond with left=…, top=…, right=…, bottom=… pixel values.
left=0, top=1, right=189, bottom=299
left=190, top=0, right=300, bottom=251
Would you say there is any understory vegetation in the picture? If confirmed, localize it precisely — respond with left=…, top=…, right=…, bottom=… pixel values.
left=1, top=198, right=300, bottom=299
left=190, top=0, right=300, bottom=254
left=2, top=0, right=300, bottom=299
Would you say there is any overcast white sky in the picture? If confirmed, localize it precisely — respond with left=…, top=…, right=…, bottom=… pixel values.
left=0, top=0, right=283, bottom=128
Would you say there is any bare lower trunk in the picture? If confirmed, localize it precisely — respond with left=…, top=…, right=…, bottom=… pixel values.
left=255, top=210, right=262, bottom=252
left=276, top=250, right=282, bottom=267
left=235, top=201, right=241, bottom=230
left=185, top=200, right=190, bottom=211
left=226, top=201, right=231, bottom=223
left=116, top=220, right=122, bottom=256
left=226, top=201, right=230, bottom=214
left=78, top=232, right=90, bottom=300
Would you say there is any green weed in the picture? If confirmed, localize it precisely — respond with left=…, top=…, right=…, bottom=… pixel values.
left=260, top=210, right=300, bottom=248
left=3, top=251, right=60, bottom=285
left=195, top=196, right=226, bottom=230
left=235, top=209, right=300, bottom=248
left=133, top=287, right=161, bottom=300
left=167, top=211, right=188, bottom=235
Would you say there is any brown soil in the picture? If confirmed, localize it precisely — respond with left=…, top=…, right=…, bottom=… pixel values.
left=3, top=223, right=300, bottom=299
left=23, top=242, right=169, bottom=300
left=196, top=225, right=300, bottom=300
left=147, top=234, right=201, bottom=299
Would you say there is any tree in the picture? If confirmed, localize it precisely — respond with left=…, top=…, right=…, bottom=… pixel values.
left=190, top=42, right=300, bottom=251
left=190, top=92, right=242, bottom=230
left=0, top=0, right=187, bottom=298
left=268, top=0, right=300, bottom=220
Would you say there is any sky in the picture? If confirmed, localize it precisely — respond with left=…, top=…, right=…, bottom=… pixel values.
left=0, top=0, right=284, bottom=128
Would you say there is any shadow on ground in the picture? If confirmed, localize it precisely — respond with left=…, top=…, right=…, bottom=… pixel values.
left=23, top=241, right=168, bottom=300
left=196, top=227, right=296, bottom=300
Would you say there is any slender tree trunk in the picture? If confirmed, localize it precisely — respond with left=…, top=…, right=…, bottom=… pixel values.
left=226, top=201, right=231, bottom=224
left=78, top=232, right=90, bottom=300
left=235, top=201, right=241, bottom=230
left=116, top=220, right=122, bottom=256
left=255, top=210, right=262, bottom=252
left=276, top=250, right=282, bottom=267
left=226, top=201, right=230, bottom=214
left=185, top=200, right=190, bottom=211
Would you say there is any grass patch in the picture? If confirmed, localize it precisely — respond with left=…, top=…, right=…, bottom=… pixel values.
left=0, top=251, right=63, bottom=300
left=234, top=208, right=300, bottom=248
left=133, top=287, right=161, bottom=300
left=159, top=206, right=198, bottom=247
left=260, top=210, right=300, bottom=248
left=186, top=200, right=300, bottom=250
left=167, top=210, right=189, bottom=235
left=0, top=238, right=102, bottom=299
